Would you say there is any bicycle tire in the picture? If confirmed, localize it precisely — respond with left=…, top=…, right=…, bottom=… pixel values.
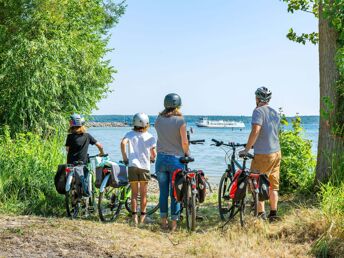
left=65, top=189, right=79, bottom=219
left=125, top=174, right=160, bottom=215
left=98, top=187, right=122, bottom=222
left=185, top=183, right=196, bottom=231
left=191, top=187, right=197, bottom=231
left=239, top=191, right=258, bottom=227
left=218, top=172, right=232, bottom=220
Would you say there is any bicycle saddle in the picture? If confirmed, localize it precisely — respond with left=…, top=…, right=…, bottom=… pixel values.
left=179, top=156, right=195, bottom=164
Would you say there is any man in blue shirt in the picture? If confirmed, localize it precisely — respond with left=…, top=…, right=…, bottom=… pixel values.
left=240, top=87, right=281, bottom=222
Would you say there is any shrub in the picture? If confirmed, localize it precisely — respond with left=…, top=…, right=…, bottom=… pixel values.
left=279, top=114, right=316, bottom=194
left=0, top=127, right=65, bottom=215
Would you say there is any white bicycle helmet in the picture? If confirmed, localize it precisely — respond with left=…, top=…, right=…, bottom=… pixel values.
left=133, top=113, right=150, bottom=127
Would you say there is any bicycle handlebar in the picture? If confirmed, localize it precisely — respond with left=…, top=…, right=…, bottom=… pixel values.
left=238, top=152, right=254, bottom=159
left=211, top=139, right=246, bottom=148
left=88, top=153, right=109, bottom=159
left=189, top=139, right=205, bottom=145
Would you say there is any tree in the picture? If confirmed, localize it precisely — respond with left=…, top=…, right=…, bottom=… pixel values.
left=283, top=0, right=344, bottom=183
left=0, top=0, right=125, bottom=135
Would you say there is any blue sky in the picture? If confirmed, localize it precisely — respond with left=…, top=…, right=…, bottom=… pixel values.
left=94, top=0, right=319, bottom=116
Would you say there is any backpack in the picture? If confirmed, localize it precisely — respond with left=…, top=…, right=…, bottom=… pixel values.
left=258, top=174, right=270, bottom=201
left=54, top=164, right=67, bottom=194
left=197, top=170, right=207, bottom=203
left=233, top=170, right=248, bottom=202
left=172, top=169, right=185, bottom=202
left=74, top=165, right=90, bottom=197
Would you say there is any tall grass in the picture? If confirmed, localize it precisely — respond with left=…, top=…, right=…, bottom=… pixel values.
left=312, top=153, right=344, bottom=256
left=0, top=127, right=65, bottom=215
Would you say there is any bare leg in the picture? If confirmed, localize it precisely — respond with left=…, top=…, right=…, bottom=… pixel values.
left=258, top=201, right=265, bottom=213
left=139, top=181, right=148, bottom=223
left=269, top=190, right=278, bottom=211
left=171, top=220, right=177, bottom=232
left=130, top=182, right=139, bottom=225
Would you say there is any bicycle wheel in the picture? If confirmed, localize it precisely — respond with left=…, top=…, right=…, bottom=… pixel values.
left=98, top=187, right=122, bottom=222
left=125, top=175, right=160, bottom=215
left=65, top=187, right=79, bottom=219
left=186, top=183, right=196, bottom=231
left=239, top=191, right=258, bottom=227
left=218, top=173, right=232, bottom=220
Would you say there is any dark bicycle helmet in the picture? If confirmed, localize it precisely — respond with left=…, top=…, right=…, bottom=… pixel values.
left=70, top=113, right=85, bottom=127
left=164, top=93, right=182, bottom=109
left=255, top=87, right=272, bottom=103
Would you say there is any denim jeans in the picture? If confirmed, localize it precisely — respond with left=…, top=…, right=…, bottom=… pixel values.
left=155, top=153, right=184, bottom=220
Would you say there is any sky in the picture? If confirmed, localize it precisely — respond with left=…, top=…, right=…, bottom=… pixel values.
left=93, top=0, right=319, bottom=116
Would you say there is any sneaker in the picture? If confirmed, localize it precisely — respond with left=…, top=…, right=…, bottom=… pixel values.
left=258, top=212, right=267, bottom=220
left=268, top=214, right=281, bottom=223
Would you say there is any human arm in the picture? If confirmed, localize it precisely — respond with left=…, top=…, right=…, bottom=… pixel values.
left=120, top=138, right=129, bottom=165
left=243, top=124, right=261, bottom=153
left=180, top=123, right=190, bottom=156
left=150, top=147, right=156, bottom=162
left=95, top=142, right=104, bottom=156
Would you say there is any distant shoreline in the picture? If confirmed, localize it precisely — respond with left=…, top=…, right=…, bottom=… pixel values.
left=86, top=122, right=128, bottom=127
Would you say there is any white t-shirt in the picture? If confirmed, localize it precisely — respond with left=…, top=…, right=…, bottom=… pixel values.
left=123, top=130, right=156, bottom=171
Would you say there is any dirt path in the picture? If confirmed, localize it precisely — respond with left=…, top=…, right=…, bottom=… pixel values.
left=0, top=207, right=321, bottom=258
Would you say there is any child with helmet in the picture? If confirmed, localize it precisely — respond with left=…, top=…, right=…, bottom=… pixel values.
left=66, top=114, right=104, bottom=164
left=120, top=113, right=156, bottom=225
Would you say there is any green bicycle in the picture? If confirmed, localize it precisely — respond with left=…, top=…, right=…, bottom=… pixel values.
left=97, top=160, right=160, bottom=222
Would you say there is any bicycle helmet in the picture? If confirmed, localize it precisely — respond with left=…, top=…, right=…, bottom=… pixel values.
left=164, top=93, right=182, bottom=109
left=70, top=113, right=85, bottom=127
left=133, top=113, right=150, bottom=127
left=255, top=87, right=272, bottom=103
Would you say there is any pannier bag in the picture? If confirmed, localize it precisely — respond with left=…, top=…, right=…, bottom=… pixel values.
left=229, top=170, right=242, bottom=199
left=233, top=170, right=248, bottom=202
left=196, top=170, right=207, bottom=203
left=95, top=166, right=104, bottom=188
left=172, top=169, right=185, bottom=202
left=258, top=174, right=270, bottom=201
left=74, top=165, right=90, bottom=197
left=95, top=161, right=128, bottom=188
left=54, top=164, right=67, bottom=194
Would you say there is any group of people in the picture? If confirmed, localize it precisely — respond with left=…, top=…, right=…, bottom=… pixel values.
left=65, top=87, right=282, bottom=230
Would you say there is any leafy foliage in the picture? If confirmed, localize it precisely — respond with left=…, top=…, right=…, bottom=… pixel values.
left=0, top=127, right=65, bottom=215
left=283, top=0, right=344, bottom=138
left=0, top=0, right=125, bottom=135
left=279, top=114, right=316, bottom=194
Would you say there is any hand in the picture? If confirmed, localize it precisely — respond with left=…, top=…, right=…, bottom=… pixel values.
left=123, top=159, right=129, bottom=166
left=239, top=149, right=248, bottom=157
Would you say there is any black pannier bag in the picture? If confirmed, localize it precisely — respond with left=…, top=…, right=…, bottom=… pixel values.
left=233, top=170, right=248, bottom=202
left=74, top=165, right=90, bottom=197
left=197, top=170, right=207, bottom=203
left=258, top=174, right=270, bottom=201
left=54, top=164, right=67, bottom=194
left=95, top=166, right=105, bottom=188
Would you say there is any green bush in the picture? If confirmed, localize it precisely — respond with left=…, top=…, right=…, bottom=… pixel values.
left=279, top=115, right=316, bottom=194
left=0, top=127, right=65, bottom=215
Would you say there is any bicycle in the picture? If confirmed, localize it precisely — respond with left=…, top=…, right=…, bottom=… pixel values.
left=211, top=139, right=259, bottom=227
left=65, top=153, right=101, bottom=219
left=176, top=138, right=206, bottom=231
left=97, top=159, right=160, bottom=222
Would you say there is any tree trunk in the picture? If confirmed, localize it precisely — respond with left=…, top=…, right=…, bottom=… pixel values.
left=316, top=2, right=344, bottom=183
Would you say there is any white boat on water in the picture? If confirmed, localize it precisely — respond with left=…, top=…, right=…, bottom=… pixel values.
left=196, top=117, right=245, bottom=128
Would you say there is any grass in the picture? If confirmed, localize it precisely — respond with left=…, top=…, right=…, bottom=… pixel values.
left=0, top=192, right=334, bottom=258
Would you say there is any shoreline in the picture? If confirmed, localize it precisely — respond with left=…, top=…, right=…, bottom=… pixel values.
left=86, top=122, right=128, bottom=127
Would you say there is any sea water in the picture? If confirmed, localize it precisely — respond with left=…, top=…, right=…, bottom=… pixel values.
left=87, top=115, right=319, bottom=184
